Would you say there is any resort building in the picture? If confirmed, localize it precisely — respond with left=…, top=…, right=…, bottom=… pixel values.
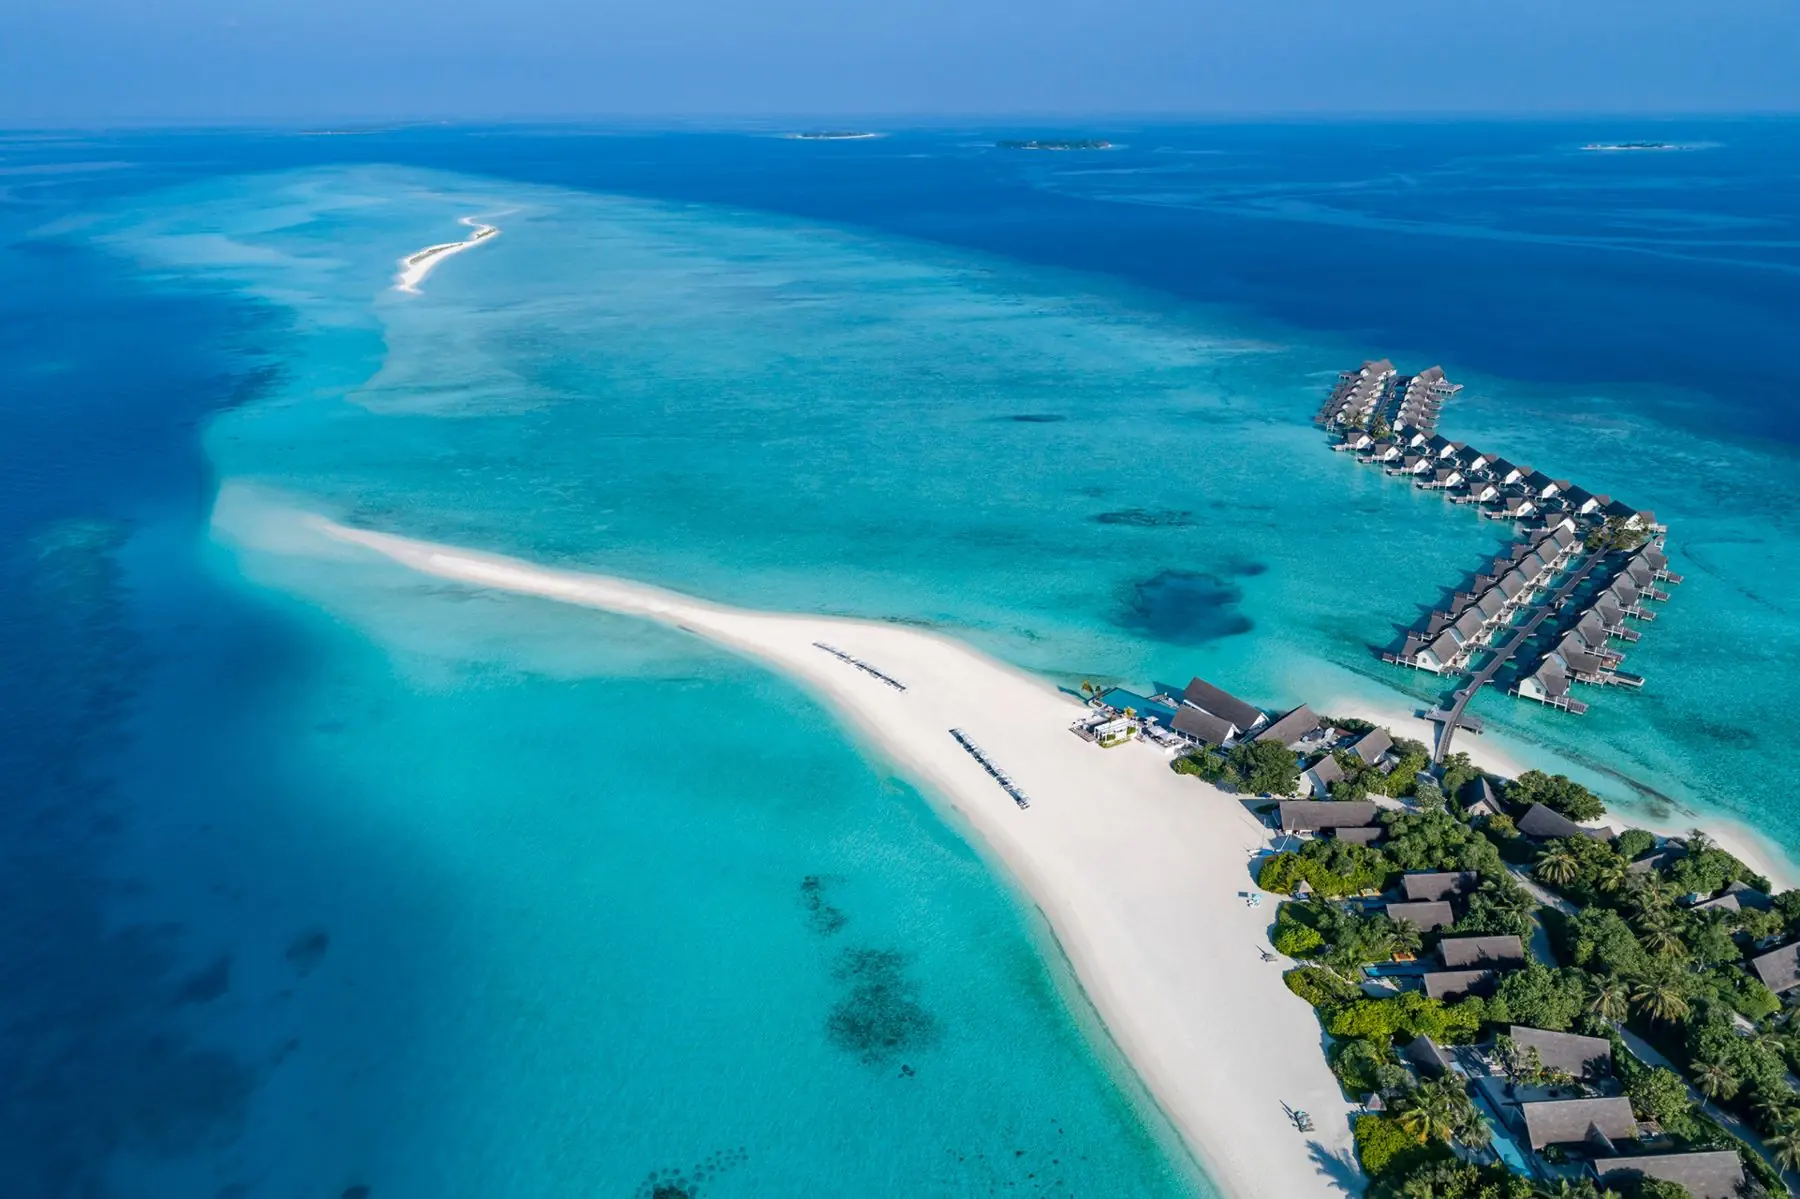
left=1519, top=1097, right=1639, bottom=1151
left=1592, top=1151, right=1746, bottom=1199
left=1300, top=754, right=1345, bottom=798
left=1517, top=803, right=1611, bottom=841
left=1401, top=871, right=1477, bottom=902
left=1748, top=943, right=1800, bottom=994
left=1171, top=705, right=1237, bottom=746
left=1690, top=880, right=1773, bottom=915
left=1422, top=969, right=1496, bottom=1000
left=1508, top=1026, right=1612, bottom=1082
left=1178, top=678, right=1266, bottom=737
left=1317, top=359, right=1398, bottom=427
left=1255, top=704, right=1320, bottom=748
left=1277, top=800, right=1379, bottom=835
left=1384, top=901, right=1454, bottom=932
left=1438, top=934, right=1527, bottom=970
left=1346, top=728, right=1393, bottom=768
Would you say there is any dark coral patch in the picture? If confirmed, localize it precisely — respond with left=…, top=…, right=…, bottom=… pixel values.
left=1004, top=413, right=1066, bottom=423
left=1117, top=570, right=1253, bottom=645
left=174, top=954, right=232, bottom=1005
left=826, top=948, right=941, bottom=1065
left=1092, top=508, right=1193, bottom=528
left=284, top=928, right=330, bottom=976
left=799, top=875, right=847, bottom=936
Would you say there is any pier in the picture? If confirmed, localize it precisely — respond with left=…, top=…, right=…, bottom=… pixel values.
left=813, top=642, right=907, bottom=691
left=950, top=728, right=1031, bottom=809
left=1431, top=550, right=1606, bottom=761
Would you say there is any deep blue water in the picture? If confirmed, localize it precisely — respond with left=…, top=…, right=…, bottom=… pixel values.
left=2, top=120, right=1797, bottom=1197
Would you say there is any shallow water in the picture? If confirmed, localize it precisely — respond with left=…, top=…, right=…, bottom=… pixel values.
left=4, top=122, right=1798, bottom=1195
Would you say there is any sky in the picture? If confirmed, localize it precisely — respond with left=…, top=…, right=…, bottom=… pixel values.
left=2, top=0, right=1799, bottom=124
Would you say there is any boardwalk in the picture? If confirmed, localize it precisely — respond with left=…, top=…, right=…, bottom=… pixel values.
left=1432, top=550, right=1606, bottom=762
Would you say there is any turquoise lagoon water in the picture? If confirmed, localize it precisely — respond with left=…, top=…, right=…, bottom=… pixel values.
left=3, top=125, right=1798, bottom=1197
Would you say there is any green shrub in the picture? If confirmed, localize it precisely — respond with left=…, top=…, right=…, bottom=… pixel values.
left=1353, top=1113, right=1424, bottom=1177
left=1486, top=964, right=1586, bottom=1032
left=1283, top=966, right=1360, bottom=1009
left=1273, top=921, right=1324, bottom=956
left=1330, top=1037, right=1408, bottom=1099
left=1615, top=828, right=1657, bottom=861
left=1326, top=991, right=1485, bottom=1044
left=1505, top=770, right=1606, bottom=821
left=1625, top=1067, right=1696, bottom=1136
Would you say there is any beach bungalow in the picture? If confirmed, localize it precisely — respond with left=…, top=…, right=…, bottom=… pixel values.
left=1691, top=880, right=1774, bottom=915
left=1319, top=359, right=1397, bottom=427
left=1463, top=777, right=1505, bottom=820
left=1404, top=1035, right=1459, bottom=1077
left=1347, top=728, right=1393, bottom=769
left=1520, top=1096, right=1639, bottom=1151
left=1517, top=803, right=1611, bottom=842
left=1256, top=704, right=1319, bottom=748
left=1364, top=441, right=1403, bottom=464
left=1180, top=678, right=1266, bottom=735
left=1748, top=943, right=1800, bottom=994
left=1171, top=704, right=1238, bottom=747
left=1402, top=871, right=1477, bottom=903
left=1385, top=901, right=1454, bottom=932
left=1300, top=754, right=1345, bottom=798
left=1509, top=1026, right=1613, bottom=1082
left=1592, top=1152, right=1746, bottom=1199
left=1338, top=428, right=1375, bottom=452
left=1438, top=935, right=1527, bottom=970
left=1423, top=969, right=1497, bottom=1000
left=1409, top=630, right=1463, bottom=674
left=1277, top=800, right=1380, bottom=834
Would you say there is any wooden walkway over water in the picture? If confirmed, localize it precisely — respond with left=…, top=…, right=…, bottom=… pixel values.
left=1430, top=550, right=1607, bottom=763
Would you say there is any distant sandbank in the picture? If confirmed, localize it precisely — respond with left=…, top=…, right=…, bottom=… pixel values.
left=394, top=216, right=499, bottom=294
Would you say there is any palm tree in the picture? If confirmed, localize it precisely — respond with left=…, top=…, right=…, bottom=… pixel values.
left=1628, top=876, right=1677, bottom=916
left=1765, top=1121, right=1800, bottom=1174
left=1691, top=1060, right=1739, bottom=1106
left=1588, top=977, right=1630, bottom=1023
left=1396, top=1078, right=1462, bottom=1145
left=1685, top=828, right=1714, bottom=856
left=1636, top=916, right=1687, bottom=958
left=1593, top=858, right=1629, bottom=895
left=1535, top=843, right=1580, bottom=887
left=1630, top=974, right=1691, bottom=1024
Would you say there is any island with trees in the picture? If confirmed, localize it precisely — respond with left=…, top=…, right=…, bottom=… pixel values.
left=1171, top=725, right=1798, bottom=1198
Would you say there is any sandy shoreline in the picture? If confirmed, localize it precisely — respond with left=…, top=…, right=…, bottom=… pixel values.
left=284, top=513, right=1357, bottom=1199
left=394, top=216, right=498, bottom=293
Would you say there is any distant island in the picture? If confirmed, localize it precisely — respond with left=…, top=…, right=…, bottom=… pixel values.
left=788, top=131, right=880, bottom=141
left=1581, top=141, right=1681, bottom=152
left=996, top=139, right=1113, bottom=151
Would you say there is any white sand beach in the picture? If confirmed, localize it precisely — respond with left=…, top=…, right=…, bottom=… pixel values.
left=393, top=216, right=499, bottom=293
left=288, top=514, right=1359, bottom=1199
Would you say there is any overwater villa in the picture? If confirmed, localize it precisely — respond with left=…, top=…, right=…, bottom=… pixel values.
left=1321, top=361, right=1680, bottom=731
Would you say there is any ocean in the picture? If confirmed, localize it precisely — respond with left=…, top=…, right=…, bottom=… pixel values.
left=2, top=120, right=1796, bottom=1197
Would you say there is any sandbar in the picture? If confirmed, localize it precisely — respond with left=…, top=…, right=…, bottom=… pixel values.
left=292, top=513, right=1359, bottom=1199
left=394, top=217, right=499, bottom=294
